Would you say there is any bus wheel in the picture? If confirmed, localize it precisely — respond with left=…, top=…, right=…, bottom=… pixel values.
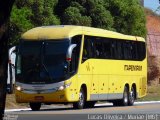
left=29, top=103, right=41, bottom=111
left=128, top=86, right=135, bottom=106
left=112, top=100, right=121, bottom=106
left=85, top=101, right=96, bottom=108
left=120, top=86, right=129, bottom=106
left=73, top=88, right=85, bottom=109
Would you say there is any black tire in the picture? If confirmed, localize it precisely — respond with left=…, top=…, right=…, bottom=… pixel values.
left=73, top=88, right=85, bottom=109
left=119, top=86, right=129, bottom=106
left=29, top=103, right=41, bottom=111
left=128, top=86, right=135, bottom=106
left=85, top=101, right=96, bottom=108
left=112, top=100, right=121, bottom=106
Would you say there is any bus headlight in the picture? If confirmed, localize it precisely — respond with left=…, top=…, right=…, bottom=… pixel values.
left=58, top=82, right=72, bottom=91
left=58, top=86, right=65, bottom=91
left=16, top=86, right=23, bottom=91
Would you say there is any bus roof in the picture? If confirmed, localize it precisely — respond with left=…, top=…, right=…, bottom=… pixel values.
left=21, top=25, right=145, bottom=42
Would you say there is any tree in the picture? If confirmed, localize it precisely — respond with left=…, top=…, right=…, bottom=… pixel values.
left=0, top=0, right=15, bottom=119
left=9, top=6, right=33, bottom=44
left=31, top=0, right=60, bottom=26
left=107, top=0, right=146, bottom=37
left=63, top=7, right=91, bottom=26
left=9, top=0, right=60, bottom=45
left=9, top=0, right=147, bottom=45
left=56, top=0, right=146, bottom=37
left=90, top=4, right=113, bottom=30
left=148, top=55, right=160, bottom=84
left=56, top=0, right=114, bottom=30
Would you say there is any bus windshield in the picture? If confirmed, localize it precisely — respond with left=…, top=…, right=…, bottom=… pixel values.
left=16, top=39, right=69, bottom=84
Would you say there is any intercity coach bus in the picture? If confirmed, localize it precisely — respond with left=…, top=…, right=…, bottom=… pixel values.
left=15, top=25, right=147, bottom=111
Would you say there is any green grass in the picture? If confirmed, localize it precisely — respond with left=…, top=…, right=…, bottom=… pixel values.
left=138, top=84, right=160, bottom=101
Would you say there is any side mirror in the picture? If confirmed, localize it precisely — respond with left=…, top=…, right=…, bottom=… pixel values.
left=9, top=46, right=16, bottom=61
left=66, top=44, right=77, bottom=62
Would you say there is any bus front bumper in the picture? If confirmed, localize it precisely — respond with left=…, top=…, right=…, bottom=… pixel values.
left=15, top=88, right=79, bottom=103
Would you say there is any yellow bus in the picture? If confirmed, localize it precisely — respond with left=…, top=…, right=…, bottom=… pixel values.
left=15, top=25, right=147, bottom=110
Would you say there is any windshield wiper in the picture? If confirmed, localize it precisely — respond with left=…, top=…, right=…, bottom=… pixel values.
left=42, top=62, right=53, bottom=81
left=39, top=42, right=53, bottom=81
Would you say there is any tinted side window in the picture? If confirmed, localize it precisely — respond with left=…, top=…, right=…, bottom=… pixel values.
left=111, top=41, right=117, bottom=59
left=94, top=38, right=104, bottom=58
left=137, top=42, right=146, bottom=60
left=103, top=40, right=112, bottom=59
left=116, top=41, right=123, bottom=59
left=123, top=41, right=131, bottom=60
left=71, top=35, right=82, bottom=72
left=82, top=36, right=93, bottom=63
left=82, top=35, right=146, bottom=61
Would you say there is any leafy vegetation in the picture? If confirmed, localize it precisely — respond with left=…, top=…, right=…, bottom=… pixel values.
left=9, top=0, right=146, bottom=45
left=148, top=56, right=160, bottom=84
left=138, top=84, right=160, bottom=101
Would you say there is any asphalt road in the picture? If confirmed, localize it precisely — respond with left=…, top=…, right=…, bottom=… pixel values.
left=4, top=102, right=160, bottom=120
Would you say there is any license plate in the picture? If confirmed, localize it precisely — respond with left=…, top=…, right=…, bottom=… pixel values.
left=34, top=96, right=44, bottom=101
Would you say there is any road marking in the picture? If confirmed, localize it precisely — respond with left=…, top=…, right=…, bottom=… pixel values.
left=95, top=101, right=160, bottom=106
left=134, top=101, right=160, bottom=104
left=5, top=101, right=160, bottom=112
left=5, top=108, right=31, bottom=112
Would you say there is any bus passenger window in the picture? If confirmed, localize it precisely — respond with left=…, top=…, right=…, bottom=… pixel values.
left=111, top=42, right=116, bottom=59
left=104, top=40, right=111, bottom=59
left=82, top=40, right=89, bottom=62
left=116, top=40, right=123, bottom=59
left=83, top=48, right=88, bottom=58
left=71, top=35, right=82, bottom=73
left=95, top=41, right=104, bottom=58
